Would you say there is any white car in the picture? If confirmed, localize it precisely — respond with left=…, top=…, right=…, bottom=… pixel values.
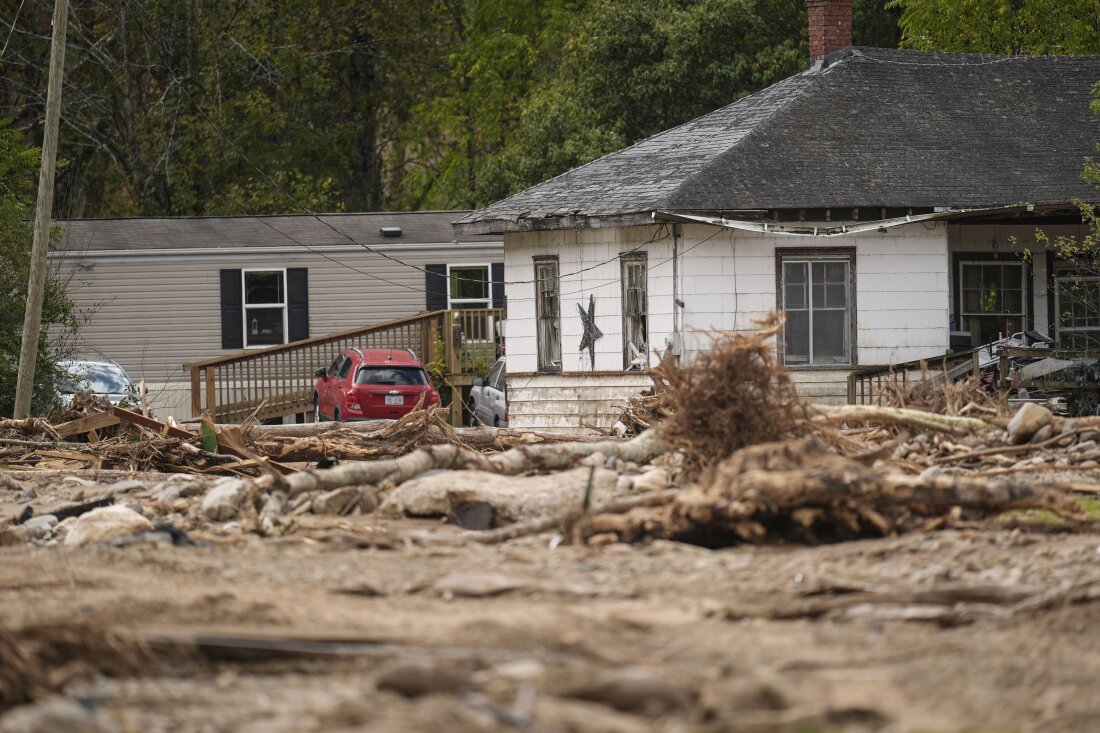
left=57, top=359, right=135, bottom=405
left=469, top=357, right=507, bottom=428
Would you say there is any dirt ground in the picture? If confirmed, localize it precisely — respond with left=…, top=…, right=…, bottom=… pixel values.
left=4, top=488, right=1100, bottom=733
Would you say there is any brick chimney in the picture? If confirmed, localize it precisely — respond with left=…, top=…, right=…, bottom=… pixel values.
left=806, top=0, right=853, bottom=62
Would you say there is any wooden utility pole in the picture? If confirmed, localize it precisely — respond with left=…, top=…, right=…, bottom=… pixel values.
left=13, top=0, right=69, bottom=418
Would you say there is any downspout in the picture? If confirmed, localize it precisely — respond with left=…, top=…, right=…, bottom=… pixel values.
left=671, top=223, right=683, bottom=359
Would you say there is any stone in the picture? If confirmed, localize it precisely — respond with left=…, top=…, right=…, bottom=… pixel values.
left=630, top=467, right=669, bottom=493
left=311, top=487, right=363, bottom=515
left=202, top=479, right=249, bottom=521
left=1007, top=403, right=1052, bottom=445
left=63, top=506, right=153, bottom=547
left=0, top=698, right=116, bottom=733
left=567, top=667, right=693, bottom=717
left=432, top=571, right=530, bottom=598
left=376, top=661, right=471, bottom=697
left=1029, top=424, right=1054, bottom=444
left=13, top=515, right=57, bottom=542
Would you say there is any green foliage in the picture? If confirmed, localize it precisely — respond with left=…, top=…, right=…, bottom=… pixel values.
left=1, top=0, right=904, bottom=216
left=0, top=121, right=80, bottom=417
left=889, top=0, right=1100, bottom=55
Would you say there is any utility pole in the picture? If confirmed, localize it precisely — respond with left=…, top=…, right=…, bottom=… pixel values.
left=13, top=0, right=69, bottom=418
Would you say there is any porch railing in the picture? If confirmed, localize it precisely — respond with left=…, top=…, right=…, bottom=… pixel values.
left=847, top=347, right=983, bottom=405
left=184, top=308, right=504, bottom=424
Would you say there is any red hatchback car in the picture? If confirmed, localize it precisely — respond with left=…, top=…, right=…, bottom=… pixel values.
left=313, top=348, right=440, bottom=422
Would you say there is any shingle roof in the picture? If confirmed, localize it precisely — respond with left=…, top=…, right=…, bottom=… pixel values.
left=58, top=211, right=499, bottom=252
left=454, top=47, right=1100, bottom=234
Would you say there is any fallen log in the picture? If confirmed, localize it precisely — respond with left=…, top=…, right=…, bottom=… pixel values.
left=252, top=429, right=669, bottom=498
left=818, top=405, right=995, bottom=435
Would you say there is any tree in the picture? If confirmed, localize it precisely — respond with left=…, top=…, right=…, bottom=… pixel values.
left=889, top=0, right=1100, bottom=55
left=0, top=120, right=79, bottom=416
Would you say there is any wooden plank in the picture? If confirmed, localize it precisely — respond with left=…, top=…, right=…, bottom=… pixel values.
left=112, top=406, right=195, bottom=440
left=54, top=411, right=121, bottom=438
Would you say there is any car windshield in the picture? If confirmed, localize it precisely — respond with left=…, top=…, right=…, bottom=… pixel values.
left=59, top=363, right=132, bottom=394
left=355, top=366, right=428, bottom=386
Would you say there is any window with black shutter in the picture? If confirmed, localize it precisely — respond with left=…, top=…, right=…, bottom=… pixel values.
left=221, top=268, right=309, bottom=349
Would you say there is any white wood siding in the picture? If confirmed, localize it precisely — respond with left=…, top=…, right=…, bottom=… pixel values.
left=506, top=374, right=653, bottom=432
left=504, top=221, right=952, bottom=422
left=53, top=244, right=501, bottom=419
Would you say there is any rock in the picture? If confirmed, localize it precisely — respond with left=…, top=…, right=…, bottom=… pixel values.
left=1007, top=403, right=1052, bottom=444
left=310, top=487, right=362, bottom=515
left=13, top=515, right=57, bottom=542
left=107, top=480, right=146, bottom=494
left=380, top=466, right=619, bottom=523
left=63, top=506, right=153, bottom=547
left=202, top=478, right=249, bottom=520
left=568, top=667, right=693, bottom=717
left=376, top=661, right=471, bottom=697
left=0, top=697, right=116, bottom=733
left=615, top=475, right=634, bottom=493
left=630, top=467, right=669, bottom=493
left=1072, top=440, right=1097, bottom=453
left=432, top=572, right=530, bottom=598
left=448, top=501, right=495, bottom=530
left=580, top=452, right=607, bottom=467
left=1029, top=424, right=1054, bottom=444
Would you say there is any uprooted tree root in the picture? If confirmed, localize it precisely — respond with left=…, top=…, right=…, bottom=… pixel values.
left=0, top=622, right=157, bottom=711
left=572, top=437, right=1085, bottom=547
left=655, top=317, right=816, bottom=480
left=874, top=363, right=1009, bottom=419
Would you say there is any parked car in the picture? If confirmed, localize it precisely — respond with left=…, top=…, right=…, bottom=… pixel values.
left=57, top=359, right=135, bottom=405
left=469, top=356, right=507, bottom=428
left=313, top=348, right=440, bottom=422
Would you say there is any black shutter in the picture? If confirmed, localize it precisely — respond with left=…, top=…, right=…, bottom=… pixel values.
left=491, top=262, right=504, bottom=309
left=425, top=264, right=448, bottom=311
left=287, top=268, right=309, bottom=342
left=220, top=269, right=243, bottom=350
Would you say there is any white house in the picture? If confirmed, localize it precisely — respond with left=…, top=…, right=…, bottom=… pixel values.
left=454, top=0, right=1100, bottom=431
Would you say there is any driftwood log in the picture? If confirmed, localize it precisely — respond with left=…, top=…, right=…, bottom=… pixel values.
left=253, top=430, right=669, bottom=498
left=818, top=405, right=995, bottom=435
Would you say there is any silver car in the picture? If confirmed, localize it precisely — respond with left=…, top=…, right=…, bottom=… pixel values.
left=57, top=359, right=135, bottom=405
left=469, top=357, right=507, bottom=428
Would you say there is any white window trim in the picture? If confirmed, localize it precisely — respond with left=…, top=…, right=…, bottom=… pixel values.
left=242, top=267, right=288, bottom=349
left=958, top=261, right=1026, bottom=321
left=781, top=256, right=852, bottom=367
left=534, top=256, right=562, bottom=373
left=446, top=263, right=492, bottom=309
left=621, top=253, right=649, bottom=372
left=1054, top=270, right=1100, bottom=338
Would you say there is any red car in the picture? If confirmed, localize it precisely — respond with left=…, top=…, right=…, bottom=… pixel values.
left=313, top=348, right=440, bottom=422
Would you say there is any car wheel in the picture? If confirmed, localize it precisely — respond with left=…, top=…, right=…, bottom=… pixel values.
left=313, top=396, right=322, bottom=423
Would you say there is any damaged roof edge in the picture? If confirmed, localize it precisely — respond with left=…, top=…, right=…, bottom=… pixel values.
left=452, top=211, right=659, bottom=235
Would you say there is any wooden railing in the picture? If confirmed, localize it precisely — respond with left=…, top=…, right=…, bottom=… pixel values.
left=847, top=347, right=983, bottom=405
left=184, top=308, right=504, bottom=424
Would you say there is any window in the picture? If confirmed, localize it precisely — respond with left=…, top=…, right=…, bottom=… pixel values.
left=448, top=265, right=490, bottom=308
left=486, top=358, right=506, bottom=390
left=244, top=270, right=287, bottom=347
left=780, top=254, right=852, bottom=366
left=355, top=366, right=429, bottom=385
left=621, top=254, right=648, bottom=371
left=535, top=258, right=561, bottom=372
left=219, top=268, right=308, bottom=350
left=959, top=261, right=1025, bottom=346
left=1056, top=270, right=1100, bottom=350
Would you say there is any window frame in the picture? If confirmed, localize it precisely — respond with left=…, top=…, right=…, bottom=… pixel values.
left=950, top=253, right=1033, bottom=348
left=534, top=256, right=562, bottom=373
left=242, top=268, right=289, bottom=349
left=775, top=248, right=857, bottom=368
left=1054, top=268, right=1100, bottom=349
left=446, top=263, right=492, bottom=309
left=621, top=252, right=649, bottom=372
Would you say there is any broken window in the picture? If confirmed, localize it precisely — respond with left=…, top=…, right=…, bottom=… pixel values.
left=1055, top=270, right=1100, bottom=350
left=535, top=258, right=561, bottom=372
left=243, top=270, right=286, bottom=347
left=781, top=256, right=851, bottom=366
left=959, top=262, right=1025, bottom=347
left=621, top=254, right=648, bottom=371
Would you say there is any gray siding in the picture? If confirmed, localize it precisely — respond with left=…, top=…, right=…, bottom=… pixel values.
left=53, top=244, right=501, bottom=418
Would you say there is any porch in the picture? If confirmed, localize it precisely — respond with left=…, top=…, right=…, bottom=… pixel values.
left=184, top=309, right=503, bottom=425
